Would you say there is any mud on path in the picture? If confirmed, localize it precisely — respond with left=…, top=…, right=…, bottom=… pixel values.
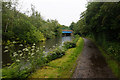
left=72, top=38, right=116, bottom=78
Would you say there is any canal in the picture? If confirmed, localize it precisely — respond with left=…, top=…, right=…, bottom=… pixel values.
left=2, top=36, right=73, bottom=67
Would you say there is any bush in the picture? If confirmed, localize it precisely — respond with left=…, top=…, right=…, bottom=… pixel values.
left=106, top=42, right=120, bottom=62
left=2, top=42, right=45, bottom=78
left=46, top=47, right=65, bottom=61
left=2, top=39, right=77, bottom=78
left=73, top=35, right=80, bottom=44
left=63, top=41, right=76, bottom=49
left=2, top=63, right=31, bottom=78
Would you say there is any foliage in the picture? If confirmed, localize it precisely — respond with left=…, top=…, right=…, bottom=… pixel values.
left=46, top=47, right=65, bottom=61
left=2, top=63, right=32, bottom=78
left=69, top=12, right=86, bottom=35
left=98, top=46, right=120, bottom=78
left=73, top=35, right=80, bottom=44
left=2, top=1, right=62, bottom=44
left=45, top=36, right=80, bottom=63
left=2, top=2, right=63, bottom=78
left=2, top=37, right=78, bottom=78
left=69, top=22, right=75, bottom=30
left=106, top=42, right=120, bottom=62
left=61, top=25, right=70, bottom=30
left=63, top=41, right=76, bottom=49
left=29, top=37, right=84, bottom=78
left=63, top=35, right=80, bottom=50
left=70, top=2, right=120, bottom=63
left=2, top=41, right=46, bottom=78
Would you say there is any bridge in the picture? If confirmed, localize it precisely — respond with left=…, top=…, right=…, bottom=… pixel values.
left=62, top=30, right=73, bottom=36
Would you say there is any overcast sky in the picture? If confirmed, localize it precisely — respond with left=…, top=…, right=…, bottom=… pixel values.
left=17, top=0, right=87, bottom=26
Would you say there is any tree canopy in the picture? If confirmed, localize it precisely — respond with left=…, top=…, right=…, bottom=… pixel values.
left=2, top=1, right=62, bottom=43
left=70, top=2, right=120, bottom=62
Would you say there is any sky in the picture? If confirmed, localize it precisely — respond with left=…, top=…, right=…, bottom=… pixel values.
left=17, top=0, right=87, bottom=26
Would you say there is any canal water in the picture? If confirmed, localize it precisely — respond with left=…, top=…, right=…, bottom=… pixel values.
left=2, top=36, right=73, bottom=67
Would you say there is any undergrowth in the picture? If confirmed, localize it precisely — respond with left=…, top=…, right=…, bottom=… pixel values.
left=29, top=37, right=84, bottom=78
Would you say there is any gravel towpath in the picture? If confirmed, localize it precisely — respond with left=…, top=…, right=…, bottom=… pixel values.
left=72, top=38, right=115, bottom=78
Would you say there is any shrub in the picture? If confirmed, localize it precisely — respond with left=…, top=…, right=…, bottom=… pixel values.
left=73, top=34, right=80, bottom=44
left=46, top=47, right=65, bottom=61
left=63, top=41, right=76, bottom=49
left=2, top=42, right=45, bottom=78
left=2, top=38, right=78, bottom=78
left=106, top=42, right=120, bottom=62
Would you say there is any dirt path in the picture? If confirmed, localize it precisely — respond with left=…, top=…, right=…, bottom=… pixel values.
left=72, top=38, right=115, bottom=78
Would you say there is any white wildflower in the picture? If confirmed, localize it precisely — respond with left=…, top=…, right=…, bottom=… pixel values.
left=19, top=44, right=23, bottom=46
left=13, top=41, right=16, bottom=43
left=20, top=53, right=22, bottom=56
left=33, top=43, right=35, bottom=46
left=22, top=48, right=25, bottom=51
left=31, top=49, right=34, bottom=51
left=31, top=53, right=34, bottom=56
left=13, top=52, right=17, bottom=55
left=4, top=50, right=8, bottom=53
left=13, top=54, right=18, bottom=57
left=18, top=50, right=22, bottom=53
left=36, top=50, right=39, bottom=52
left=25, top=48, right=29, bottom=51
left=16, top=59, right=20, bottom=62
left=32, top=46, right=35, bottom=48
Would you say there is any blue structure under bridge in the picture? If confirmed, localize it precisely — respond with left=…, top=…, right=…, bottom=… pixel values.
left=62, top=30, right=73, bottom=36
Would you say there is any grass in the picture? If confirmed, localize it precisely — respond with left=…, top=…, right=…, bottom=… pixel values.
left=29, top=37, right=84, bottom=78
left=84, top=37, right=120, bottom=78
left=98, top=47, right=120, bottom=78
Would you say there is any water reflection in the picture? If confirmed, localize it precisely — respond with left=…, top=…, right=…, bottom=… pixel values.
left=62, top=36, right=73, bottom=46
left=2, top=36, right=73, bottom=67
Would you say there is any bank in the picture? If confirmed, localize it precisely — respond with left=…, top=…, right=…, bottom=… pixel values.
left=29, top=37, right=84, bottom=78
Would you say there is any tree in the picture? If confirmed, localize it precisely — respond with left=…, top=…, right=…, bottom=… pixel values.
left=69, top=22, right=75, bottom=30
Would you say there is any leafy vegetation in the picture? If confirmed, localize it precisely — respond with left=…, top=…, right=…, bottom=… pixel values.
left=98, top=46, right=120, bottom=78
left=62, top=25, right=71, bottom=30
left=63, top=41, right=76, bottom=49
left=2, top=1, right=62, bottom=44
left=2, top=42, right=46, bottom=78
left=46, top=47, right=66, bottom=62
left=2, top=37, right=78, bottom=78
left=70, top=2, right=120, bottom=78
left=2, top=1, right=67, bottom=79
left=2, top=0, right=120, bottom=79
left=29, top=37, right=84, bottom=78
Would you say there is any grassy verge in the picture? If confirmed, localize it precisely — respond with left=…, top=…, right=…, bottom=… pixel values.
left=29, top=37, right=84, bottom=78
left=86, top=37, right=120, bottom=78
left=98, top=47, right=120, bottom=78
